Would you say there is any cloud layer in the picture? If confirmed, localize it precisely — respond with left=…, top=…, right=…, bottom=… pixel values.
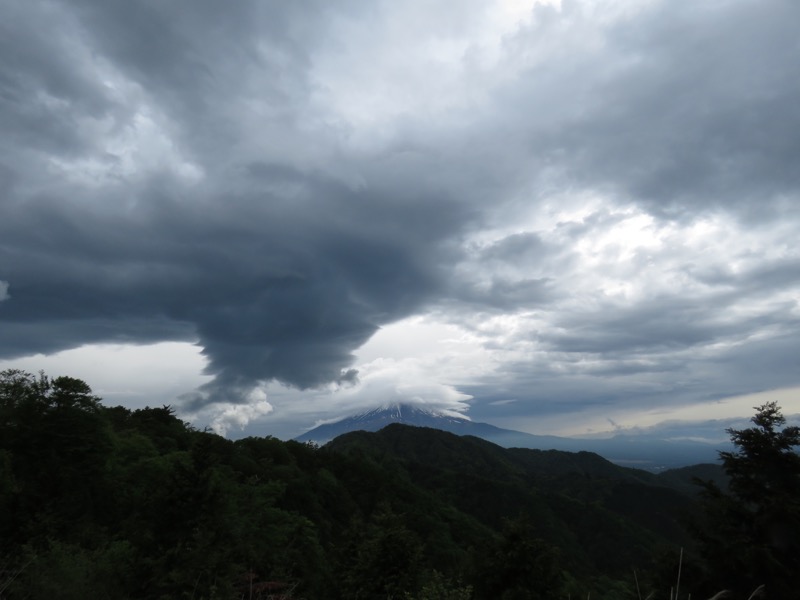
left=1, top=0, right=798, bottom=436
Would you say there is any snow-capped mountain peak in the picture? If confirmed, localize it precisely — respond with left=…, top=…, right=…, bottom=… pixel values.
left=292, top=402, right=730, bottom=471
left=295, top=403, right=468, bottom=444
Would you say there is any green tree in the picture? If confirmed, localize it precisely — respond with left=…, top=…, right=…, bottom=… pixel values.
left=476, top=516, right=564, bottom=600
left=342, top=504, right=424, bottom=599
left=694, top=402, right=800, bottom=598
left=0, top=370, right=113, bottom=543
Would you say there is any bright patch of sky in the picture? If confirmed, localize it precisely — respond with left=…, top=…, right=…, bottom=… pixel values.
left=0, top=343, right=211, bottom=409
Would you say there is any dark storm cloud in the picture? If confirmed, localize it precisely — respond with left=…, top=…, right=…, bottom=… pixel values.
left=0, top=0, right=473, bottom=405
left=0, top=164, right=466, bottom=402
left=496, top=0, right=800, bottom=219
left=0, top=2, right=116, bottom=155
left=542, top=297, right=759, bottom=354
left=1, top=0, right=799, bottom=424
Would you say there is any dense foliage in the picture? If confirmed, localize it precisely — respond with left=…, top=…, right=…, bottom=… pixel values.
left=2, top=369, right=795, bottom=599
left=691, top=402, right=800, bottom=598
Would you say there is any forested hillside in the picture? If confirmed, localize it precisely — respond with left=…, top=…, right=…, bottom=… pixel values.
left=1, top=370, right=797, bottom=599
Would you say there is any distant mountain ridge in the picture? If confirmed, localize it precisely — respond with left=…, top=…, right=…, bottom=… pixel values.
left=295, top=403, right=731, bottom=470
left=295, top=403, right=489, bottom=442
left=324, top=423, right=708, bottom=548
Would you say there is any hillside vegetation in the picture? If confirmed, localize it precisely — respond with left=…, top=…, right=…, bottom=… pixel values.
left=2, top=370, right=796, bottom=599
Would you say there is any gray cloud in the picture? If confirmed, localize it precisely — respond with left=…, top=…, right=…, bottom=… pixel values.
left=493, top=0, right=800, bottom=219
left=0, top=164, right=465, bottom=402
left=0, top=0, right=474, bottom=405
left=1, top=0, right=799, bottom=430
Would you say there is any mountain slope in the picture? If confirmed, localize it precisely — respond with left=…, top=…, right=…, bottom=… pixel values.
left=324, top=424, right=700, bottom=574
left=296, top=403, right=729, bottom=470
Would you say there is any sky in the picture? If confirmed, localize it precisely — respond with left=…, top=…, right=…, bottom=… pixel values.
left=1, top=0, right=799, bottom=440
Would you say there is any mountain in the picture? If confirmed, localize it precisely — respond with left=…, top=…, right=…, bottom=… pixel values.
left=324, top=424, right=702, bottom=559
left=296, top=403, right=730, bottom=470
left=294, top=403, right=554, bottom=445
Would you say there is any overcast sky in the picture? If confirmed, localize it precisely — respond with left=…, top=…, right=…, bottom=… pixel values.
left=1, top=0, right=799, bottom=440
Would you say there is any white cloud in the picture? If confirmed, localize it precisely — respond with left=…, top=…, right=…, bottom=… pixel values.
left=0, top=281, right=8, bottom=302
left=334, top=359, right=474, bottom=415
left=0, top=342, right=211, bottom=409
left=520, top=385, right=800, bottom=439
left=208, top=389, right=274, bottom=437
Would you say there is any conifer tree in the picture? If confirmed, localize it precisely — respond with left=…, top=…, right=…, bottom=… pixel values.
left=694, top=402, right=800, bottom=598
